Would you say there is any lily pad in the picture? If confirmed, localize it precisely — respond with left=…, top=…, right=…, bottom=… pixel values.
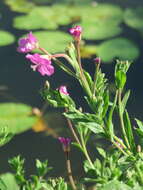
left=124, top=7, right=143, bottom=29
left=0, top=173, right=19, bottom=190
left=0, top=31, right=15, bottom=46
left=96, top=38, right=139, bottom=62
left=14, top=6, right=73, bottom=30
left=4, top=0, right=34, bottom=13
left=99, top=180, right=131, bottom=190
left=31, top=31, right=72, bottom=53
left=82, top=22, right=122, bottom=40
left=81, top=4, right=123, bottom=25
left=0, top=103, right=37, bottom=134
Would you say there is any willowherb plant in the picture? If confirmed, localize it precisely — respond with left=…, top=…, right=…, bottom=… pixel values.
left=14, top=25, right=143, bottom=189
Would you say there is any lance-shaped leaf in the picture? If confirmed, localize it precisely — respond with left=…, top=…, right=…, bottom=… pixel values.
left=123, top=110, right=135, bottom=152
left=135, top=118, right=143, bottom=137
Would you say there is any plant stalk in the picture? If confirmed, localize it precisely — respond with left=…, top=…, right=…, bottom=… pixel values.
left=75, top=41, right=92, bottom=98
left=80, top=132, right=95, bottom=169
left=65, top=108, right=82, bottom=147
left=65, top=151, right=77, bottom=190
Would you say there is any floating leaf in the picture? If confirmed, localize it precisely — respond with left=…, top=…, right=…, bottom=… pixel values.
left=96, top=38, right=139, bottom=62
left=56, top=0, right=94, bottom=5
left=0, top=31, right=15, bottom=46
left=31, top=31, right=71, bottom=53
left=0, top=103, right=37, bottom=134
left=13, top=7, right=58, bottom=30
left=0, top=173, right=19, bottom=190
left=124, top=7, right=143, bottom=29
left=99, top=180, right=131, bottom=190
left=82, top=22, right=122, bottom=40
left=14, top=6, right=73, bottom=30
left=82, top=3, right=123, bottom=25
left=32, top=0, right=52, bottom=4
left=4, top=0, right=34, bottom=13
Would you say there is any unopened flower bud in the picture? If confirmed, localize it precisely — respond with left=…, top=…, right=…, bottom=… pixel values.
left=58, top=86, right=69, bottom=95
left=69, top=25, right=82, bottom=41
left=94, top=57, right=101, bottom=64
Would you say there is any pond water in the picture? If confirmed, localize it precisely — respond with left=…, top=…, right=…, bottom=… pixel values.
left=0, top=0, right=143, bottom=177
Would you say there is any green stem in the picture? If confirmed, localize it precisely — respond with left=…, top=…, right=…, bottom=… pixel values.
left=118, top=89, right=130, bottom=149
left=114, top=135, right=128, bottom=150
left=75, top=41, right=92, bottom=98
left=112, top=140, right=128, bottom=156
left=80, top=132, right=95, bottom=169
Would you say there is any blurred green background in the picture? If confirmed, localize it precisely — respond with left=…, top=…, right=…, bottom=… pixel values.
left=0, top=0, right=143, bottom=177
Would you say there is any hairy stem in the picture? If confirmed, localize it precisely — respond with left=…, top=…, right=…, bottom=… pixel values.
left=65, top=151, right=77, bottom=190
left=80, top=132, right=95, bottom=169
left=65, top=108, right=82, bottom=147
left=75, top=41, right=92, bottom=98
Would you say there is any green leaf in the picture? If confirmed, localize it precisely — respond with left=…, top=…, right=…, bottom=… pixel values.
left=99, top=180, right=131, bottom=190
left=135, top=118, right=143, bottom=136
left=0, top=129, right=13, bottom=147
left=105, top=92, right=117, bottom=141
left=0, top=103, right=37, bottom=134
left=115, top=70, right=126, bottom=89
left=0, top=178, right=7, bottom=190
left=36, top=159, right=52, bottom=177
left=96, top=38, right=139, bottom=62
left=81, top=3, right=123, bottom=25
left=121, top=90, right=130, bottom=113
left=83, top=70, right=93, bottom=90
left=123, top=110, right=135, bottom=152
left=0, top=173, right=19, bottom=190
left=81, top=122, right=104, bottom=134
left=42, top=88, right=75, bottom=109
left=124, top=7, right=143, bottom=30
left=82, top=22, right=122, bottom=40
left=102, top=90, right=110, bottom=118
left=4, top=0, right=34, bottom=13
left=96, top=147, right=106, bottom=158
left=32, top=31, right=71, bottom=53
left=0, top=30, right=15, bottom=46
left=14, top=7, right=58, bottom=30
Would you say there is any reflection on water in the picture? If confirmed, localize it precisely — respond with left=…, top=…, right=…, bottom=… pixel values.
left=0, top=0, right=143, bottom=175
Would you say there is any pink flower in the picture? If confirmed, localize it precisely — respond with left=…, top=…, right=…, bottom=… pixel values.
left=58, top=137, right=71, bottom=152
left=58, top=137, right=71, bottom=146
left=26, top=53, right=54, bottom=76
left=59, top=86, right=69, bottom=95
left=69, top=25, right=82, bottom=39
left=17, top=32, right=38, bottom=53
